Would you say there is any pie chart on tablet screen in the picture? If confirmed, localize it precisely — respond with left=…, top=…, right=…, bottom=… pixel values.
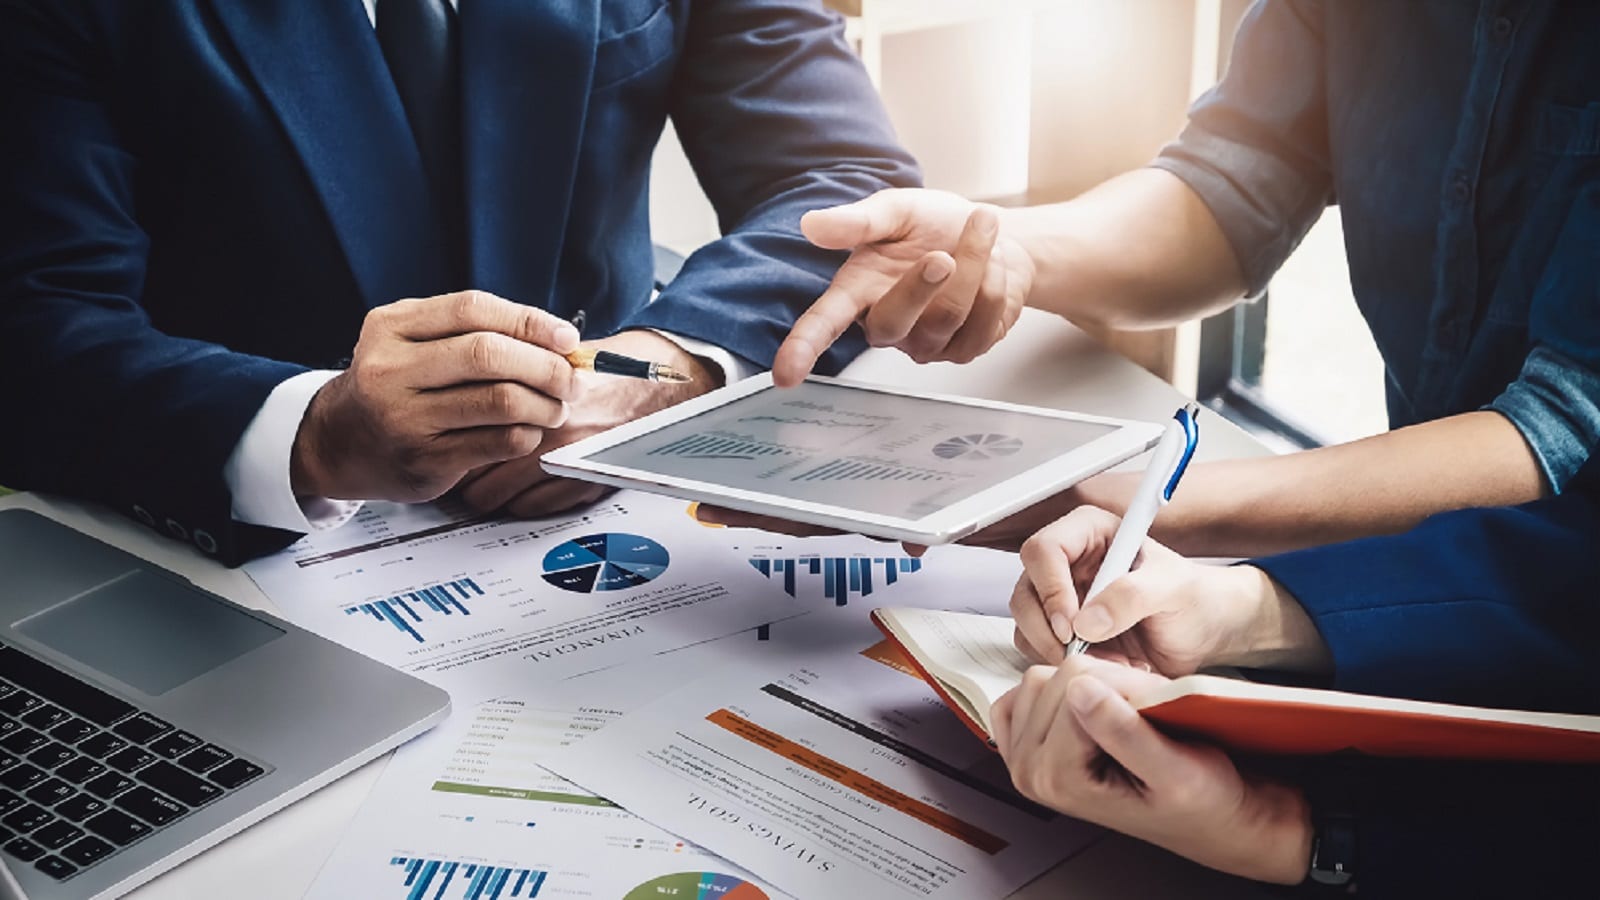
left=541, top=533, right=670, bottom=593
left=622, top=872, right=769, bottom=900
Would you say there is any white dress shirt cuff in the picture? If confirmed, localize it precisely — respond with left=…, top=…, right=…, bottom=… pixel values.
left=224, top=370, right=364, bottom=533
left=647, top=330, right=752, bottom=386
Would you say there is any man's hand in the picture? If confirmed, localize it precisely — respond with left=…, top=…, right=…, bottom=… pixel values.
left=990, top=656, right=1312, bottom=885
left=291, top=291, right=580, bottom=503
left=1009, top=506, right=1332, bottom=675
left=771, top=188, right=1033, bottom=386
left=455, top=329, right=718, bottom=517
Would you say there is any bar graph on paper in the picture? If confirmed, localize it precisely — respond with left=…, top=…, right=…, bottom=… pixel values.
left=345, top=578, right=486, bottom=644
left=749, top=555, right=923, bottom=640
left=750, top=556, right=922, bottom=605
left=387, top=857, right=546, bottom=900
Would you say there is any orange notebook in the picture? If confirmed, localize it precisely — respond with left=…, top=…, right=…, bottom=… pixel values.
left=870, top=607, right=1600, bottom=764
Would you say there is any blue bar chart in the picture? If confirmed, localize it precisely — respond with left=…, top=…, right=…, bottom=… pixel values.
left=345, top=578, right=485, bottom=644
left=749, top=556, right=922, bottom=606
left=387, top=857, right=547, bottom=900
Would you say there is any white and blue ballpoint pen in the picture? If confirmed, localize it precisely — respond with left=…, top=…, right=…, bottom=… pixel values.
left=1064, top=401, right=1201, bottom=656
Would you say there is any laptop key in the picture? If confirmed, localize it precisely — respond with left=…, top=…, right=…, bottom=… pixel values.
left=2, top=803, right=52, bottom=833
left=3, top=837, right=44, bottom=861
left=111, top=712, right=172, bottom=744
left=0, top=691, right=41, bottom=718
left=0, top=719, right=19, bottom=737
left=20, top=705, right=67, bottom=731
left=0, top=752, right=15, bottom=771
left=107, top=746, right=156, bottom=773
left=32, top=821, right=81, bottom=850
left=0, top=791, right=21, bottom=814
left=57, top=757, right=106, bottom=784
left=114, top=787, right=185, bottom=827
left=26, top=778, right=74, bottom=807
left=207, top=758, right=265, bottom=789
left=177, top=744, right=232, bottom=774
left=138, top=761, right=222, bottom=806
left=84, top=772, right=134, bottom=800
left=34, top=854, right=77, bottom=880
left=0, top=764, right=46, bottom=792
left=55, top=795, right=106, bottom=823
left=78, top=732, right=128, bottom=759
left=49, top=718, right=95, bottom=745
left=60, top=835, right=113, bottom=867
left=26, top=742, right=75, bottom=770
left=149, top=730, right=201, bottom=759
left=0, top=649, right=135, bottom=727
left=84, top=808, right=151, bottom=845
left=0, top=729, right=47, bottom=755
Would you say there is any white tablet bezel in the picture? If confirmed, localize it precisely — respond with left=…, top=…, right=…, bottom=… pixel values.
left=542, top=373, right=1163, bottom=545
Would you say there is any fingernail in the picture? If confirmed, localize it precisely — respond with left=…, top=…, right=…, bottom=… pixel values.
left=1075, top=606, right=1111, bottom=640
left=1049, top=613, right=1073, bottom=643
left=554, top=323, right=580, bottom=350
left=921, top=256, right=955, bottom=283
left=1067, top=676, right=1107, bottom=716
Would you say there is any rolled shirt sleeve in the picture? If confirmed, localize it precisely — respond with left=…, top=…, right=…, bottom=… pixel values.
left=1148, top=0, right=1334, bottom=296
left=1487, top=345, right=1600, bottom=490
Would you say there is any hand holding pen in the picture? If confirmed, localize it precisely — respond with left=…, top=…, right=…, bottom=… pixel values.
left=1007, top=403, right=1204, bottom=666
left=1066, top=402, right=1200, bottom=655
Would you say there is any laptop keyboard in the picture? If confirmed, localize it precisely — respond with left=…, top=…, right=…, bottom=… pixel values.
left=0, top=643, right=269, bottom=882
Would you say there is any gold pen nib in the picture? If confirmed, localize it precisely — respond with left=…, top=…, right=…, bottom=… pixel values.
left=649, top=363, right=693, bottom=384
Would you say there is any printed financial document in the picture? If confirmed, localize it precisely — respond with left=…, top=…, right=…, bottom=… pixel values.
left=244, top=491, right=792, bottom=701
left=543, top=602, right=1100, bottom=899
left=304, top=533, right=1030, bottom=898
left=306, top=697, right=781, bottom=900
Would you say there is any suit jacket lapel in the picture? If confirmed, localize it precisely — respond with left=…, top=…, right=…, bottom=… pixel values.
left=206, top=0, right=454, bottom=308
left=459, top=0, right=600, bottom=309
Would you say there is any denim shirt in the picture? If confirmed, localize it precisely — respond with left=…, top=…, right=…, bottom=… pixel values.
left=1151, top=0, right=1600, bottom=489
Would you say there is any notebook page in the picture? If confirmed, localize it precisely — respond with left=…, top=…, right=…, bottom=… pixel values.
left=888, top=609, right=1030, bottom=717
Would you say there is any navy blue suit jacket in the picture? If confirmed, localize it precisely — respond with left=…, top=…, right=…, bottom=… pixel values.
left=1254, top=456, right=1600, bottom=897
left=0, top=0, right=917, bottom=564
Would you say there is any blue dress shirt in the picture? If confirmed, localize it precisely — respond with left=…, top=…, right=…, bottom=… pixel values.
left=1152, top=1, right=1600, bottom=488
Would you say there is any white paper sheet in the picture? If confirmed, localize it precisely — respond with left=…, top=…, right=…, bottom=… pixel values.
left=306, top=697, right=783, bottom=900
left=243, top=491, right=792, bottom=701
left=542, top=610, right=1101, bottom=900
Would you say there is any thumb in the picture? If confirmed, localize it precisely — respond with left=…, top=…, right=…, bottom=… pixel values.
left=1066, top=674, right=1192, bottom=791
left=801, top=191, right=912, bottom=250
left=1072, top=562, right=1178, bottom=643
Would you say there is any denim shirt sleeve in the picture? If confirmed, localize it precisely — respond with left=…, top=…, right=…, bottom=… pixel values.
left=1148, top=0, right=1334, bottom=295
left=1488, top=345, right=1600, bottom=490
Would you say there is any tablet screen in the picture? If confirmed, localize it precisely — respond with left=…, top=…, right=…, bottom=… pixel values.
left=586, top=381, right=1118, bottom=519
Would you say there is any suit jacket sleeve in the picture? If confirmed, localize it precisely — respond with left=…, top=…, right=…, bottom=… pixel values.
left=1251, top=457, right=1600, bottom=897
left=623, top=0, right=921, bottom=374
left=1251, top=455, right=1600, bottom=713
left=0, top=3, right=306, bottom=565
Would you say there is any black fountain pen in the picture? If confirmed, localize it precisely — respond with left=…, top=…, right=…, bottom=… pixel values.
left=564, top=347, right=693, bottom=384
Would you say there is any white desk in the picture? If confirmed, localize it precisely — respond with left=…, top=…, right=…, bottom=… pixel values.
left=1, top=309, right=1277, bottom=899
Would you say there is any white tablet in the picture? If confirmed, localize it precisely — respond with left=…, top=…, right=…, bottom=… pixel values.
left=542, top=374, right=1163, bottom=545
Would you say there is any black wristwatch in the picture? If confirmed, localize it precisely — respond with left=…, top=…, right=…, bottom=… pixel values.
left=1308, top=812, right=1357, bottom=889
left=1304, top=760, right=1360, bottom=893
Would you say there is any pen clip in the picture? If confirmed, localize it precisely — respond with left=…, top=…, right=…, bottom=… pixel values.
left=1161, top=402, right=1201, bottom=502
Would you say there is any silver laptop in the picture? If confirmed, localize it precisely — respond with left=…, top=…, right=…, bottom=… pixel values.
left=0, top=510, right=451, bottom=899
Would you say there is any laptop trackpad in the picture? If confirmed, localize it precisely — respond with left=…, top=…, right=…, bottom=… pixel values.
left=16, top=570, right=285, bottom=696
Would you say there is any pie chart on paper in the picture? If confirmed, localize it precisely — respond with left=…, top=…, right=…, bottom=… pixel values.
left=541, top=533, right=670, bottom=593
left=622, top=872, right=769, bottom=900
